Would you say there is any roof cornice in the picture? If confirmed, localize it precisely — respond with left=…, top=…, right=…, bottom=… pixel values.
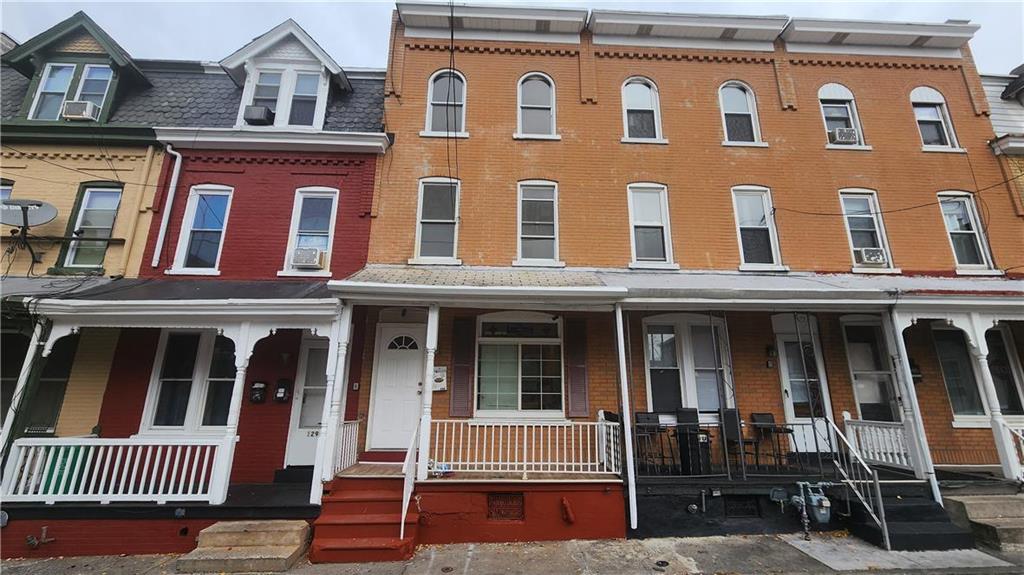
left=154, top=127, right=390, bottom=154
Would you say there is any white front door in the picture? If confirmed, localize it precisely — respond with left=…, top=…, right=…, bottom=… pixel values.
left=285, top=341, right=329, bottom=466
left=777, top=332, right=835, bottom=453
left=368, top=324, right=426, bottom=450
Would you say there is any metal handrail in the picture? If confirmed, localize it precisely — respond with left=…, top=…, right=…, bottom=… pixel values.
left=399, top=418, right=421, bottom=540
left=821, top=417, right=890, bottom=550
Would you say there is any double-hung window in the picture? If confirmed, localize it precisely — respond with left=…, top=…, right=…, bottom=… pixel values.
left=644, top=314, right=733, bottom=419
left=65, top=186, right=122, bottom=268
left=933, top=327, right=1024, bottom=421
left=842, top=321, right=898, bottom=421
left=732, top=186, right=782, bottom=269
left=1, top=180, right=13, bottom=201
left=244, top=68, right=326, bottom=128
left=819, top=83, right=866, bottom=147
left=622, top=77, right=663, bottom=142
left=281, top=186, right=338, bottom=275
left=516, top=181, right=560, bottom=265
left=74, top=65, right=113, bottom=112
left=148, top=331, right=236, bottom=432
left=476, top=314, right=562, bottom=416
left=938, top=193, right=992, bottom=271
left=253, top=71, right=282, bottom=112
left=289, top=73, right=319, bottom=126
left=719, top=81, right=761, bottom=144
left=425, top=70, right=466, bottom=135
left=31, top=63, right=75, bottom=120
left=517, top=73, right=556, bottom=137
left=172, top=185, right=233, bottom=274
left=628, top=183, right=674, bottom=267
left=911, top=87, right=958, bottom=149
left=414, top=178, right=459, bottom=263
left=22, top=334, right=78, bottom=436
left=839, top=190, right=894, bottom=270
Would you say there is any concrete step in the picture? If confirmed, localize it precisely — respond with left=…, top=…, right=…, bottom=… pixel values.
left=945, top=495, right=1024, bottom=523
left=196, top=520, right=310, bottom=548
left=309, top=536, right=415, bottom=563
left=972, top=517, right=1024, bottom=549
left=176, top=544, right=306, bottom=573
left=314, top=512, right=419, bottom=539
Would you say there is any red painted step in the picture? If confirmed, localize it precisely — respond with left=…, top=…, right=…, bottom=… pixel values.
left=313, top=475, right=418, bottom=563
left=315, top=512, right=420, bottom=538
left=309, top=536, right=416, bottom=563
left=325, top=477, right=403, bottom=492
left=320, top=490, right=404, bottom=514
left=359, top=451, right=405, bottom=463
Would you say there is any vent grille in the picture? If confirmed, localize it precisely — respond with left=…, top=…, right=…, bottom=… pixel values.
left=487, top=492, right=525, bottom=521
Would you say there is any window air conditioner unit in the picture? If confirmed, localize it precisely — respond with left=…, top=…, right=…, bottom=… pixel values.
left=829, top=128, right=859, bottom=145
left=292, top=247, right=325, bottom=269
left=856, top=247, right=888, bottom=266
left=243, top=105, right=275, bottom=126
left=61, top=101, right=99, bottom=121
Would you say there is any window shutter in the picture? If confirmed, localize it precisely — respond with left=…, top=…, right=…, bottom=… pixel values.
left=449, top=317, right=475, bottom=417
left=565, top=318, right=589, bottom=417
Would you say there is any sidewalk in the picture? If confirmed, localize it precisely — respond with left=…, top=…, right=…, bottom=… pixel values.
left=4, top=533, right=1023, bottom=575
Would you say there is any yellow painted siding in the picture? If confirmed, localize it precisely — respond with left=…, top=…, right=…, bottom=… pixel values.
left=54, top=328, right=119, bottom=437
left=0, top=144, right=161, bottom=277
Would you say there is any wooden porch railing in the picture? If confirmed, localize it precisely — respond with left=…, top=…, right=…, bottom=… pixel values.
left=1, top=436, right=228, bottom=504
left=428, top=420, right=622, bottom=477
left=334, top=420, right=360, bottom=475
left=843, top=416, right=914, bottom=471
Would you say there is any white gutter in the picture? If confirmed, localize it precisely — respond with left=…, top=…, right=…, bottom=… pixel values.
left=151, top=143, right=182, bottom=268
left=31, top=297, right=341, bottom=317
left=328, top=280, right=628, bottom=300
left=614, top=303, right=638, bottom=530
left=155, top=128, right=391, bottom=154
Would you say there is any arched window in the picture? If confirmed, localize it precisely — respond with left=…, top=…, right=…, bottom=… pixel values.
left=517, top=73, right=555, bottom=136
left=818, top=83, right=865, bottom=146
left=719, top=82, right=761, bottom=143
left=387, top=336, right=419, bottom=350
left=622, top=77, right=662, bottom=141
left=426, top=69, right=466, bottom=134
left=911, top=86, right=958, bottom=149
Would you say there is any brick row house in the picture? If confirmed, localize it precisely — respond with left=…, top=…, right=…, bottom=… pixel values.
left=1, top=2, right=1023, bottom=564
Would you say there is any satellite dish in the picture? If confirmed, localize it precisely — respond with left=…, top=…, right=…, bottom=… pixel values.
left=1, top=199, right=58, bottom=228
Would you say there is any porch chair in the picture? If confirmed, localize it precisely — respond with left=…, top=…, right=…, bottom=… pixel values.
left=634, top=412, right=663, bottom=475
left=675, top=408, right=708, bottom=475
left=722, top=408, right=758, bottom=471
left=750, top=412, right=790, bottom=470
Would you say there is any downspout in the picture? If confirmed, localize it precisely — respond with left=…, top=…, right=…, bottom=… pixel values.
left=614, top=304, right=638, bottom=530
left=150, top=143, right=182, bottom=268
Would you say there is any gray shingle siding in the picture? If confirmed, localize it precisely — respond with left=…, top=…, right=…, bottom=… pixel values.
left=1, top=64, right=30, bottom=120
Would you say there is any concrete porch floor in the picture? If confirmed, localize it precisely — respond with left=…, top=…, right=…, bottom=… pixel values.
left=4, top=533, right=1024, bottom=575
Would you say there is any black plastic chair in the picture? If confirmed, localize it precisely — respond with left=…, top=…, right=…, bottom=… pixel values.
left=722, top=408, right=756, bottom=470
left=675, top=408, right=706, bottom=475
left=634, top=412, right=662, bottom=474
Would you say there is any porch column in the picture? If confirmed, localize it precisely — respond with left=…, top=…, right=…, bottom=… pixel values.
left=0, top=322, right=44, bottom=461
left=209, top=322, right=254, bottom=505
left=887, top=310, right=941, bottom=503
left=416, top=304, right=440, bottom=481
left=311, top=304, right=353, bottom=504
left=614, top=304, right=638, bottom=530
left=966, top=314, right=1020, bottom=481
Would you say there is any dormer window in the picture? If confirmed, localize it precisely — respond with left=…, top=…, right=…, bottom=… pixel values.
left=75, top=65, right=113, bottom=112
left=289, top=73, right=319, bottom=126
left=30, top=63, right=75, bottom=120
left=253, top=72, right=282, bottom=112
left=241, top=67, right=328, bottom=129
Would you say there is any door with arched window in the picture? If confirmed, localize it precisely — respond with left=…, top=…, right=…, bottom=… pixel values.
left=368, top=323, right=427, bottom=449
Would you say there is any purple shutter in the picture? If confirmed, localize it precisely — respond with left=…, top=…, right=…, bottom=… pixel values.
left=565, top=318, right=589, bottom=418
left=449, top=317, right=475, bottom=417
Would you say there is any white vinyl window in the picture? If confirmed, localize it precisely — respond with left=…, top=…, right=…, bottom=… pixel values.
left=144, top=330, right=237, bottom=433
left=839, top=190, right=894, bottom=270
left=938, top=193, right=992, bottom=271
left=413, top=178, right=460, bottom=263
left=731, top=186, right=783, bottom=270
left=252, top=71, right=282, bottom=112
left=841, top=319, right=899, bottom=422
left=74, top=65, right=113, bottom=112
left=911, top=87, right=959, bottom=150
left=280, top=186, right=339, bottom=276
left=65, top=187, right=122, bottom=268
left=241, top=67, right=328, bottom=129
left=719, top=81, right=762, bottom=144
left=424, top=69, right=466, bottom=135
left=170, top=184, right=233, bottom=274
left=30, top=63, right=75, bottom=120
left=289, top=73, right=320, bottom=126
left=628, top=183, right=674, bottom=267
left=622, top=77, right=664, bottom=142
left=819, top=83, right=866, bottom=147
left=517, top=72, right=556, bottom=138
left=515, top=181, right=560, bottom=266
left=0, top=182, right=11, bottom=202
left=932, top=326, right=1024, bottom=422
left=475, top=312, right=563, bottom=418
left=644, top=314, right=734, bottom=420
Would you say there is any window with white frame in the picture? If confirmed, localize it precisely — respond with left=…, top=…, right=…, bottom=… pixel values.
left=628, top=184, right=672, bottom=264
left=517, top=73, right=555, bottom=136
left=933, top=326, right=1024, bottom=419
left=719, top=81, right=761, bottom=143
left=282, top=186, right=338, bottom=274
left=818, top=83, right=865, bottom=146
left=426, top=70, right=466, bottom=134
left=622, top=77, right=662, bottom=140
left=252, top=71, right=282, bottom=112
left=415, top=178, right=459, bottom=261
left=74, top=65, right=113, bottom=112
left=911, top=86, right=958, bottom=149
left=732, top=186, right=781, bottom=267
left=938, top=193, right=991, bottom=269
left=147, top=331, right=236, bottom=431
left=986, top=327, right=1024, bottom=416
left=517, top=181, right=559, bottom=264
left=243, top=67, right=327, bottom=129
left=644, top=314, right=733, bottom=418
left=31, top=63, right=75, bottom=120
left=841, top=321, right=898, bottom=421
left=839, top=190, right=893, bottom=269
left=172, top=185, right=233, bottom=273
left=1, top=180, right=12, bottom=202
left=289, top=73, right=320, bottom=126
left=65, top=186, right=122, bottom=268
left=476, top=313, right=562, bottom=415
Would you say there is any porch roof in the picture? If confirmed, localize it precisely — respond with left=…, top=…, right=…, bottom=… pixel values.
left=1, top=276, right=113, bottom=302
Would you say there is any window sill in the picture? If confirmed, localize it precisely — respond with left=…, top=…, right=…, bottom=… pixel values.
left=922, top=146, right=966, bottom=154
left=621, top=137, right=669, bottom=145
left=277, top=269, right=332, bottom=278
left=471, top=412, right=569, bottom=424
left=512, top=259, right=566, bottom=268
left=955, top=268, right=1004, bottom=276
left=739, top=263, right=790, bottom=272
left=722, top=141, right=769, bottom=148
left=420, top=130, right=469, bottom=139
left=851, top=266, right=902, bottom=275
left=132, top=429, right=228, bottom=437
left=165, top=268, right=221, bottom=276
left=950, top=416, right=1024, bottom=429
left=826, top=144, right=873, bottom=151
left=513, top=133, right=561, bottom=141
left=629, top=261, right=680, bottom=271
left=408, top=257, right=462, bottom=266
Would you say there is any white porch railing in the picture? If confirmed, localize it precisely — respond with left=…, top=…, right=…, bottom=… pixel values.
left=334, top=420, right=360, bottom=475
left=843, top=416, right=914, bottom=471
left=429, top=420, right=622, bottom=476
left=400, top=418, right=421, bottom=540
left=1002, top=422, right=1024, bottom=482
left=1, top=436, right=227, bottom=504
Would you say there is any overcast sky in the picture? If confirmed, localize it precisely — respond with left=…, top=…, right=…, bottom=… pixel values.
left=1, top=1, right=1021, bottom=74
